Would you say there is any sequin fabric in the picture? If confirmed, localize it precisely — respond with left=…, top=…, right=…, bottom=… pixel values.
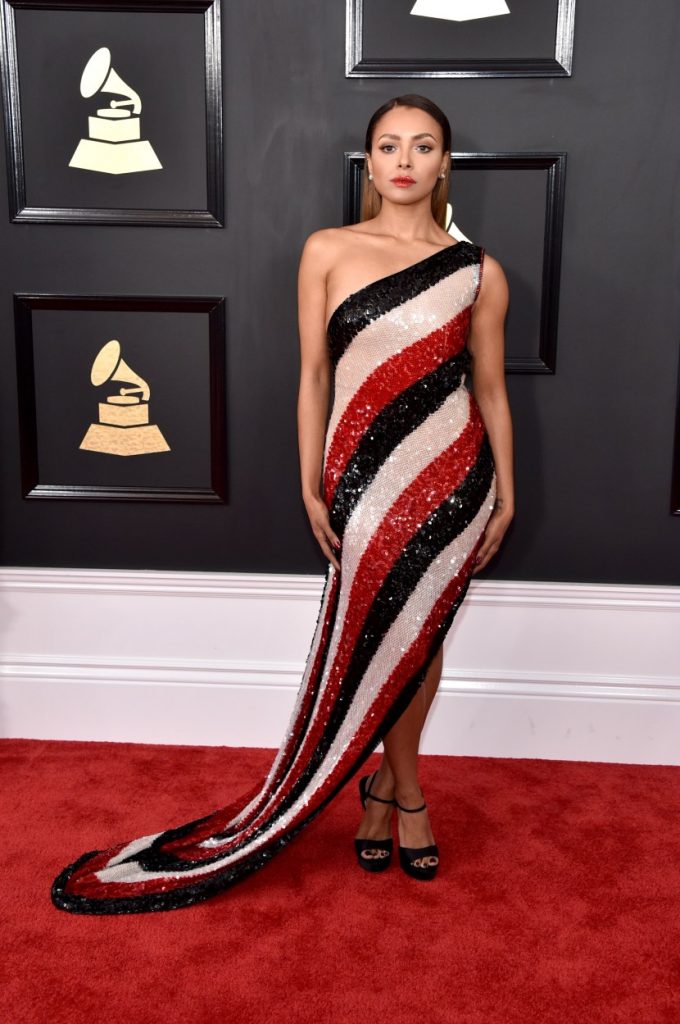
left=51, top=240, right=497, bottom=915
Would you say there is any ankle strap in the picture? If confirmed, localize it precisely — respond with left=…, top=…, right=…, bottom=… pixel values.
left=367, top=791, right=395, bottom=805
left=366, top=771, right=395, bottom=805
left=395, top=799, right=426, bottom=813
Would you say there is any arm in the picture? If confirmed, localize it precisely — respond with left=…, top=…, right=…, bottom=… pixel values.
left=467, top=253, right=514, bottom=574
left=297, top=231, right=342, bottom=571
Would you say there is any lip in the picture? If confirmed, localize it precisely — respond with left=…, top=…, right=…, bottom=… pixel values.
left=391, top=176, right=416, bottom=186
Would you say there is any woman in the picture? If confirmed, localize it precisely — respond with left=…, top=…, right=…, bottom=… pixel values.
left=51, top=95, right=512, bottom=915
left=298, top=94, right=513, bottom=879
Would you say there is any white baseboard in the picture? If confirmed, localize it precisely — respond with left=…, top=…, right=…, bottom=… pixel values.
left=1, top=568, right=679, bottom=765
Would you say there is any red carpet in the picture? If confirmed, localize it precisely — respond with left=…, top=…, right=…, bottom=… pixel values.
left=2, top=738, right=680, bottom=1024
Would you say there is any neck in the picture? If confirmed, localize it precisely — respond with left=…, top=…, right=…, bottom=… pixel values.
left=370, top=195, right=440, bottom=242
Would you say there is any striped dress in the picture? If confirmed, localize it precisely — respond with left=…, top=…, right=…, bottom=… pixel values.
left=51, top=239, right=496, bottom=915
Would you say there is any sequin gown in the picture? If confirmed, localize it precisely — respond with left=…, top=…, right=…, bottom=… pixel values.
left=52, top=240, right=496, bottom=914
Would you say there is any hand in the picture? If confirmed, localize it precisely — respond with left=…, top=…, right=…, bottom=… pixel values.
left=304, top=493, right=342, bottom=571
left=472, top=504, right=513, bottom=574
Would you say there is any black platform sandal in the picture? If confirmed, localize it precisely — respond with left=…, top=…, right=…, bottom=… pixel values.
left=354, top=771, right=395, bottom=873
left=395, top=797, right=439, bottom=881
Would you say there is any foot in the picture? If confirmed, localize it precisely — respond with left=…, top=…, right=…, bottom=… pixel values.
left=394, top=785, right=438, bottom=869
left=355, top=770, right=395, bottom=854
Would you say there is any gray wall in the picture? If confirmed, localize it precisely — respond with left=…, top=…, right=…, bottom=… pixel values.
left=1, top=0, right=679, bottom=584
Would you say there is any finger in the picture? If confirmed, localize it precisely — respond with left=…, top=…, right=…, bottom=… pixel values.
left=473, top=543, right=498, bottom=572
left=314, top=513, right=341, bottom=551
left=317, top=533, right=341, bottom=572
left=326, top=532, right=342, bottom=569
left=328, top=549, right=341, bottom=571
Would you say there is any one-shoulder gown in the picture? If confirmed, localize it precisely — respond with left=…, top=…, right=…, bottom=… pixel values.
left=52, top=240, right=497, bottom=914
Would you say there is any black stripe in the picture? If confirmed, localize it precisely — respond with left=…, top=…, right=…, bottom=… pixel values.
left=327, top=241, right=481, bottom=366
left=328, top=349, right=471, bottom=537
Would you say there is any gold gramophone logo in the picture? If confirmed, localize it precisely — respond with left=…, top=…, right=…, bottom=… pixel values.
left=79, top=340, right=170, bottom=457
left=69, top=46, right=162, bottom=175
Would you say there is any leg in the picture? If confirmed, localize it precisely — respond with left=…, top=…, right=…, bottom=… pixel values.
left=355, top=644, right=444, bottom=858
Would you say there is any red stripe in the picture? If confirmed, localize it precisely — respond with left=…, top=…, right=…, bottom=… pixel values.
left=323, top=310, right=470, bottom=508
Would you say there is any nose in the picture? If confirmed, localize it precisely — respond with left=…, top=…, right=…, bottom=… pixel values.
left=398, top=148, right=412, bottom=169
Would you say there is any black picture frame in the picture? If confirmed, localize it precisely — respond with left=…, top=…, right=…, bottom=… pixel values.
left=14, top=293, right=227, bottom=502
left=672, top=353, right=680, bottom=516
left=0, top=0, right=223, bottom=225
left=346, top=0, right=575, bottom=78
left=343, top=150, right=567, bottom=374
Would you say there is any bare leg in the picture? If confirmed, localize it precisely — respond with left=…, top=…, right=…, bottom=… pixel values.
left=354, top=644, right=443, bottom=859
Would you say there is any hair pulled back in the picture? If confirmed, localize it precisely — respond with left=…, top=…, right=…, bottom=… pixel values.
left=361, top=94, right=452, bottom=228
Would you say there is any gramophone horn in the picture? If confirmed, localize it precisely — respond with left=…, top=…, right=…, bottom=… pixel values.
left=79, top=47, right=141, bottom=115
left=90, top=340, right=150, bottom=402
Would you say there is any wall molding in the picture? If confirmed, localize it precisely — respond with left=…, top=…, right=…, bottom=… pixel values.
left=1, top=568, right=679, bottom=764
left=4, top=567, right=677, bottom=607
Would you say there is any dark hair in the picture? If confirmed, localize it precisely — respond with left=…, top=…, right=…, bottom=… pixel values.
left=361, top=94, right=452, bottom=228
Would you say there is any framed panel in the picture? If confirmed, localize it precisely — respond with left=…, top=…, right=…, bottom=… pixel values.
left=343, top=151, right=567, bottom=374
left=0, top=0, right=223, bottom=225
left=14, top=293, right=227, bottom=501
left=346, top=0, right=575, bottom=78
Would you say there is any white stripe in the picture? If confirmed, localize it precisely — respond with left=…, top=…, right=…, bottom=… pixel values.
left=102, top=832, right=164, bottom=868
left=325, top=264, right=478, bottom=462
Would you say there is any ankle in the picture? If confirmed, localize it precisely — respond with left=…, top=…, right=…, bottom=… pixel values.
left=394, top=783, right=425, bottom=809
left=369, top=767, right=395, bottom=800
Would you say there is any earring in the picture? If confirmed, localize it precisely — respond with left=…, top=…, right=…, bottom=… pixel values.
left=439, top=171, right=446, bottom=179
left=368, top=173, right=373, bottom=181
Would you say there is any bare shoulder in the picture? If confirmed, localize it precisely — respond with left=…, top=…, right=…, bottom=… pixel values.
left=480, top=251, right=507, bottom=285
left=477, top=250, right=509, bottom=308
left=300, top=226, right=360, bottom=270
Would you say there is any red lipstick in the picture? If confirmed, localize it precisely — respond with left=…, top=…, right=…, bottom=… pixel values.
left=391, top=176, right=416, bottom=187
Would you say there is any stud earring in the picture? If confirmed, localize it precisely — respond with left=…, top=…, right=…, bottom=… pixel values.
left=368, top=173, right=373, bottom=180
left=439, top=172, right=446, bottom=179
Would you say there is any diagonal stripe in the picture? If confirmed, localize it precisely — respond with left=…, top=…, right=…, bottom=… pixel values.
left=323, top=308, right=471, bottom=509
left=327, top=241, right=481, bottom=365
left=325, top=261, right=478, bottom=443
left=328, top=354, right=470, bottom=533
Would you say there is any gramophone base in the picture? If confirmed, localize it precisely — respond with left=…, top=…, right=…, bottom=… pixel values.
left=80, top=423, right=170, bottom=456
left=69, top=139, right=162, bottom=175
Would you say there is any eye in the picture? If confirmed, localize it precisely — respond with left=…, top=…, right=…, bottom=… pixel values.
left=379, top=144, right=396, bottom=153
left=416, top=144, right=433, bottom=152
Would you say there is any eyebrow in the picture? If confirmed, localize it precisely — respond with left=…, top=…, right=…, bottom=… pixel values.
left=377, top=132, right=438, bottom=141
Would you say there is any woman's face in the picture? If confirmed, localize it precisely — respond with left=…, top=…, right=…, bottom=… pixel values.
left=366, top=106, right=447, bottom=206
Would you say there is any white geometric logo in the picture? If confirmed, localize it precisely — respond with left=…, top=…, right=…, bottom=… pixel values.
left=69, top=47, right=162, bottom=175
